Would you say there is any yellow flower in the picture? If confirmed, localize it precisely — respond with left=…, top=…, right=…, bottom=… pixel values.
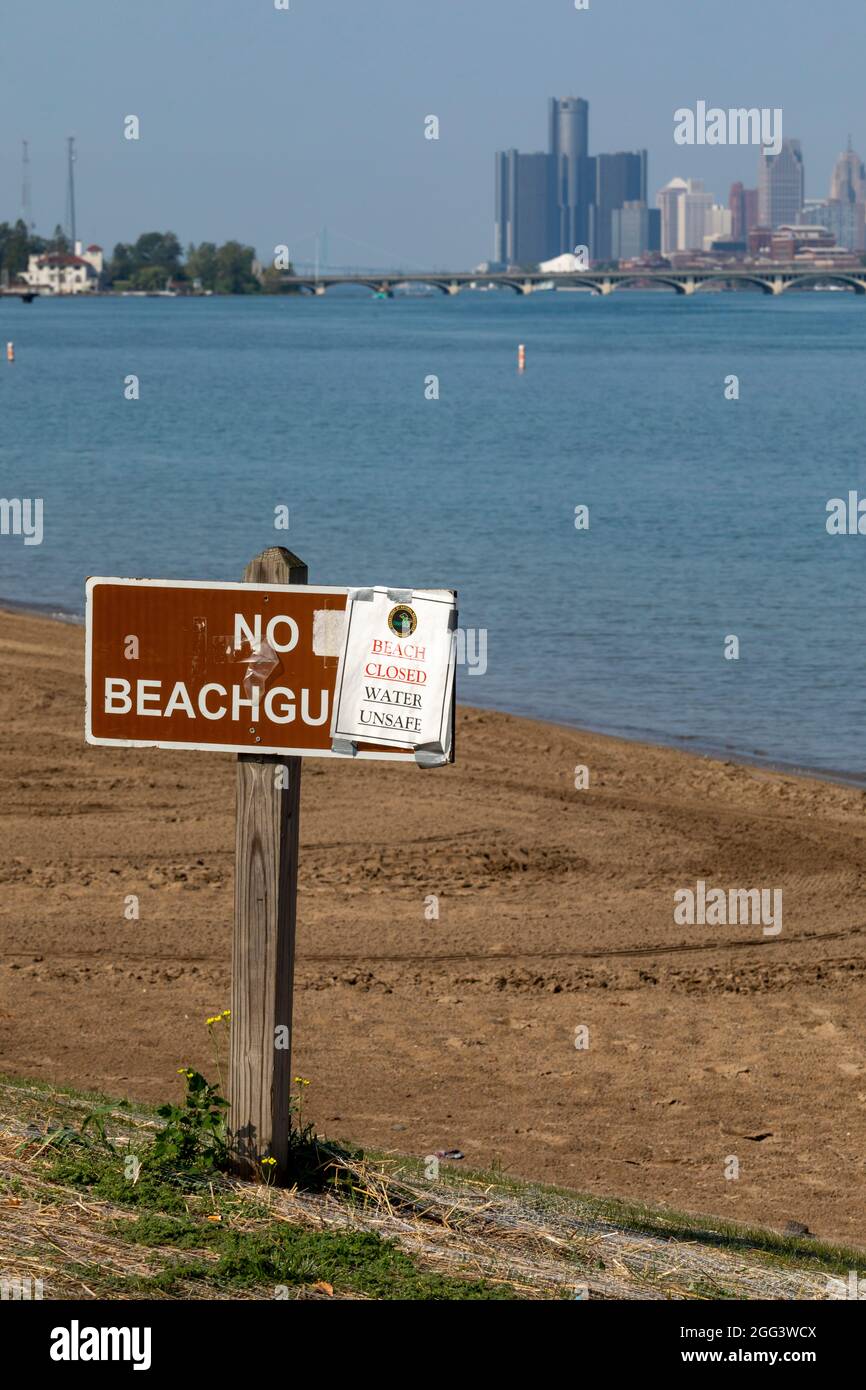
left=261, top=1156, right=277, bottom=1166
left=293, top=1077, right=311, bottom=1087
left=221, top=1010, right=231, bottom=1019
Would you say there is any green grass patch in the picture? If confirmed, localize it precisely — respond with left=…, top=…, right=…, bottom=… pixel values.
left=117, top=1211, right=516, bottom=1300
left=45, top=1150, right=197, bottom=1214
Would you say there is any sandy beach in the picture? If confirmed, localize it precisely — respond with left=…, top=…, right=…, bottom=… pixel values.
left=1, top=603, right=865, bottom=1245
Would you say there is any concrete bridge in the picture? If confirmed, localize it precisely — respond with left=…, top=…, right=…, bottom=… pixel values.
left=282, top=266, right=866, bottom=297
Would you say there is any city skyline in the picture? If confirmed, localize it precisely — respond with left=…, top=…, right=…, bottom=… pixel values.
left=5, top=114, right=864, bottom=273
left=495, top=95, right=865, bottom=267
left=495, top=96, right=649, bottom=265
left=2, top=0, right=866, bottom=269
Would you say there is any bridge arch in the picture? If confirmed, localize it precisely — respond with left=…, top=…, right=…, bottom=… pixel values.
left=603, top=275, right=692, bottom=296
left=688, top=272, right=776, bottom=295
left=288, top=277, right=400, bottom=296
left=424, top=280, right=463, bottom=296
left=549, top=277, right=604, bottom=295
left=387, top=279, right=446, bottom=296
left=600, top=272, right=783, bottom=295
left=777, top=272, right=866, bottom=295
left=494, top=278, right=534, bottom=295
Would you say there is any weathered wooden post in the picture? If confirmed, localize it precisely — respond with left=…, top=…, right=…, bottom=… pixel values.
left=229, top=546, right=307, bottom=1181
left=85, top=556, right=455, bottom=1187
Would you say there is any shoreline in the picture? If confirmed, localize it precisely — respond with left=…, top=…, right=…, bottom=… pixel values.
left=3, top=600, right=866, bottom=1244
left=3, top=598, right=861, bottom=791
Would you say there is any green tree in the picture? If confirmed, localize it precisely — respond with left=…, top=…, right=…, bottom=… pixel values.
left=106, top=231, right=182, bottom=288
left=0, top=220, right=46, bottom=281
left=212, top=240, right=260, bottom=294
left=107, top=242, right=135, bottom=285
left=260, top=264, right=297, bottom=293
left=132, top=231, right=183, bottom=277
left=186, top=241, right=219, bottom=290
left=94, top=230, right=269, bottom=293
left=47, top=224, right=70, bottom=254
left=131, top=265, right=171, bottom=292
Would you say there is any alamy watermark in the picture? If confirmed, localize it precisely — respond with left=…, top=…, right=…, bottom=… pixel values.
left=826, top=492, right=866, bottom=534
left=674, top=102, right=783, bottom=155
left=455, top=626, right=487, bottom=676
left=49, top=1322, right=151, bottom=1370
left=1, top=1275, right=43, bottom=1300
left=674, top=880, right=782, bottom=937
left=826, top=1271, right=866, bottom=1300
left=0, top=497, right=43, bottom=545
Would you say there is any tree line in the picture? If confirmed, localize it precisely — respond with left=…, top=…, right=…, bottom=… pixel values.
left=0, top=224, right=295, bottom=293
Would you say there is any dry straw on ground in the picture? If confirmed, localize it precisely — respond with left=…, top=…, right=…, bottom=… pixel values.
left=0, top=1082, right=851, bottom=1301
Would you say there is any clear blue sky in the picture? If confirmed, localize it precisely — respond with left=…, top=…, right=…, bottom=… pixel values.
left=1, top=0, right=864, bottom=268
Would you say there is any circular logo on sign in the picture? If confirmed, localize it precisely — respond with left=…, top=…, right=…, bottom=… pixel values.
left=388, top=604, right=417, bottom=637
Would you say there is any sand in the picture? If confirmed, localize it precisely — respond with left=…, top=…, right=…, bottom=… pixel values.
left=1, top=605, right=865, bottom=1245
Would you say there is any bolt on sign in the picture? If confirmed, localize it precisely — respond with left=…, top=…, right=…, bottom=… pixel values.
left=85, top=578, right=457, bottom=764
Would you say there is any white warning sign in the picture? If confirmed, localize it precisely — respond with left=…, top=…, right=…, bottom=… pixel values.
left=330, top=587, right=457, bottom=767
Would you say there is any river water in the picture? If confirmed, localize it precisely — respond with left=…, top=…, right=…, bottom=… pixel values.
left=1, top=289, right=864, bottom=775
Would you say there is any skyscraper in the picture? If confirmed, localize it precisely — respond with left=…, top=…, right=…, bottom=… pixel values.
left=656, top=177, right=688, bottom=254
left=611, top=202, right=661, bottom=260
left=492, top=96, right=650, bottom=266
left=655, top=177, right=727, bottom=253
left=816, top=140, right=866, bottom=251
left=548, top=97, right=594, bottom=255
left=494, top=150, right=551, bottom=265
left=678, top=178, right=713, bottom=252
left=591, top=151, right=647, bottom=260
left=758, top=139, right=804, bottom=229
left=729, top=182, right=759, bottom=241
left=800, top=197, right=865, bottom=253
left=703, top=203, right=733, bottom=250
left=830, top=139, right=866, bottom=204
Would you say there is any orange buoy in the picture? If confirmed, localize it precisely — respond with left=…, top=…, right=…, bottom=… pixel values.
left=6, top=342, right=14, bottom=362
left=517, top=343, right=526, bottom=371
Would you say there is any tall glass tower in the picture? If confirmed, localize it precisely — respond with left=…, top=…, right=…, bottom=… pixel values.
left=758, top=139, right=804, bottom=229
left=495, top=150, right=552, bottom=265
left=830, top=139, right=866, bottom=204
left=548, top=97, right=593, bottom=256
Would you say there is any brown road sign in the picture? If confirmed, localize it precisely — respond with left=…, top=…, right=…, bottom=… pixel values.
left=85, top=577, right=418, bottom=760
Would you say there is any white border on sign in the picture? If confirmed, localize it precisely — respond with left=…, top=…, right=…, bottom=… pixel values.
left=84, top=576, right=418, bottom=762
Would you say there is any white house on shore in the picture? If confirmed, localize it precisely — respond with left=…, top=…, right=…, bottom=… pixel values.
left=20, top=242, right=104, bottom=294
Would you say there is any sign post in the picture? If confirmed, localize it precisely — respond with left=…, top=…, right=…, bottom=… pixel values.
left=85, top=548, right=456, bottom=1182
left=231, top=546, right=305, bottom=1181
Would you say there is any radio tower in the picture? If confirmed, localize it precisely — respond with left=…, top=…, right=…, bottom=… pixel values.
left=65, top=136, right=77, bottom=249
left=21, top=139, right=33, bottom=231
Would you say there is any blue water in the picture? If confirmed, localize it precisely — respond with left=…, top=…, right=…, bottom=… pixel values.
left=1, top=290, right=864, bottom=775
